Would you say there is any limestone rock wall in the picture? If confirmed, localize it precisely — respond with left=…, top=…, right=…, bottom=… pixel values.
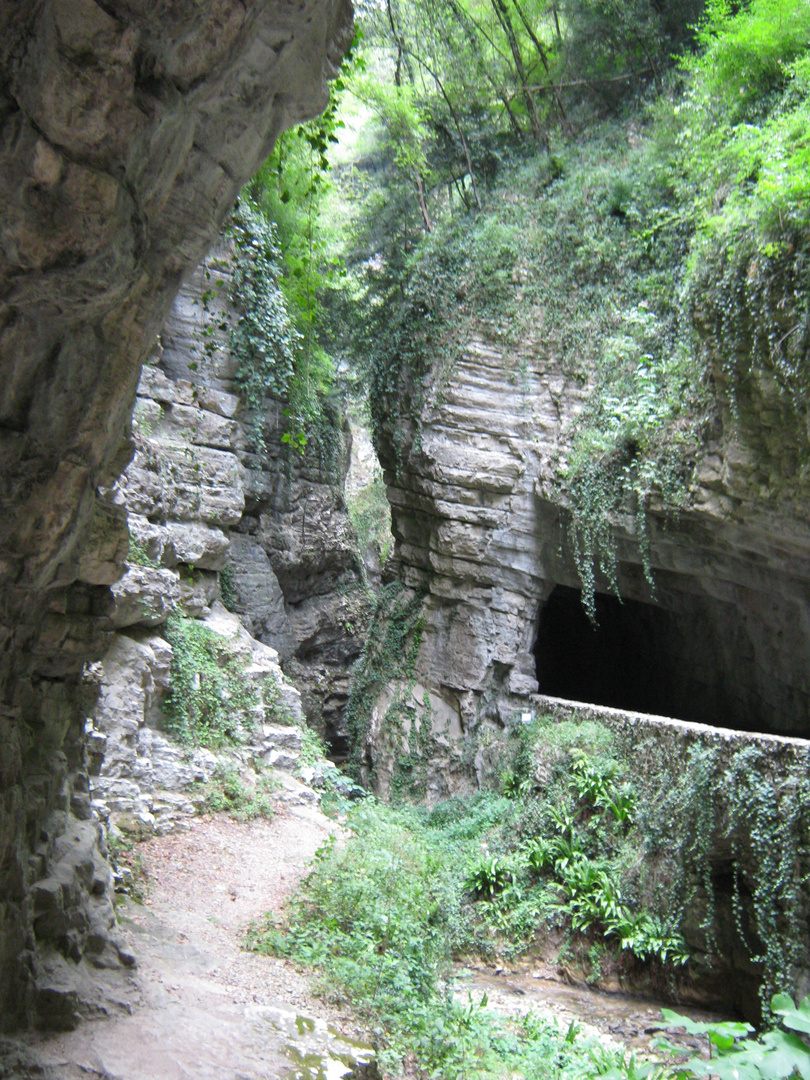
left=0, top=0, right=352, bottom=1032
left=90, top=604, right=318, bottom=840
left=363, top=298, right=810, bottom=1010
left=153, top=246, right=372, bottom=759
left=88, top=237, right=370, bottom=831
left=369, top=323, right=810, bottom=796
left=85, top=237, right=369, bottom=850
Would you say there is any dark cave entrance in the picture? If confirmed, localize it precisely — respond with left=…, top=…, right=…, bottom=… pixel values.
left=534, top=585, right=729, bottom=725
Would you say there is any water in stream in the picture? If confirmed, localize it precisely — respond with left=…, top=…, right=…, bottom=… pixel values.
left=457, top=960, right=729, bottom=1057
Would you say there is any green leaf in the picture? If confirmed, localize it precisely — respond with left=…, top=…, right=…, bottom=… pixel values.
left=771, top=993, right=810, bottom=1035
left=757, top=1030, right=810, bottom=1080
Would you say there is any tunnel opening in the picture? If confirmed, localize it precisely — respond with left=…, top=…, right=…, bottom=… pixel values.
left=534, top=584, right=747, bottom=727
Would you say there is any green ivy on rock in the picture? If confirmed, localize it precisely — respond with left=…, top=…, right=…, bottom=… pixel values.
left=163, top=614, right=260, bottom=748
left=229, top=205, right=300, bottom=452
left=344, top=580, right=426, bottom=780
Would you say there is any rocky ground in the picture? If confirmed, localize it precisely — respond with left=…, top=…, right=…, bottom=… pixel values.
left=0, top=804, right=376, bottom=1080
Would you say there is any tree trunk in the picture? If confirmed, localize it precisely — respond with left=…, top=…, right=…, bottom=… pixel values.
left=508, top=0, right=572, bottom=135
left=488, top=0, right=545, bottom=144
left=414, top=173, right=433, bottom=232
left=386, top=0, right=414, bottom=86
left=405, top=47, right=482, bottom=209
left=445, top=0, right=528, bottom=139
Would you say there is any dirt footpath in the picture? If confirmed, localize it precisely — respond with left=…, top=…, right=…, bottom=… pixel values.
left=1, top=804, right=374, bottom=1080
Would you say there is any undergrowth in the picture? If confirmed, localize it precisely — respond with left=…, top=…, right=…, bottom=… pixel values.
left=249, top=719, right=701, bottom=1077
left=247, top=796, right=610, bottom=1080
left=192, top=763, right=278, bottom=821
left=162, top=615, right=290, bottom=747
left=253, top=712, right=810, bottom=1075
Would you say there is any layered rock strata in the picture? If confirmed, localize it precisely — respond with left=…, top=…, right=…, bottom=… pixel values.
left=90, top=327, right=336, bottom=835
left=154, top=246, right=371, bottom=759
left=366, top=311, right=810, bottom=1009
left=370, top=327, right=810, bottom=781
left=0, top=0, right=352, bottom=1031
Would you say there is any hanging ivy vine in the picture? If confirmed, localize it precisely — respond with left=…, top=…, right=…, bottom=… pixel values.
left=637, top=738, right=810, bottom=1015
left=344, top=580, right=427, bottom=780
left=230, top=204, right=300, bottom=452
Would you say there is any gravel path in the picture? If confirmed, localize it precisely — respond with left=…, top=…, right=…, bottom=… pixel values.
left=1, top=804, right=376, bottom=1080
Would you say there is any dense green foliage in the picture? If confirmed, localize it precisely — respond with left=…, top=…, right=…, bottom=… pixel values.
left=350, top=0, right=702, bottom=213
left=250, top=720, right=695, bottom=1074
left=673, top=0, right=810, bottom=428
left=229, top=200, right=346, bottom=474
left=162, top=615, right=290, bottom=747
left=247, top=795, right=627, bottom=1080
left=660, top=995, right=810, bottom=1080
left=230, top=206, right=299, bottom=450
left=319, top=0, right=810, bottom=610
left=250, top=713, right=810, bottom=1074
left=227, top=31, right=363, bottom=469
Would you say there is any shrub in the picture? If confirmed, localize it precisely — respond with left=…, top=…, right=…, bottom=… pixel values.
left=162, top=615, right=259, bottom=747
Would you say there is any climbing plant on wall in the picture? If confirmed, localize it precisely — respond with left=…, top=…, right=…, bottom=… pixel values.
left=230, top=205, right=300, bottom=451
left=229, top=27, right=364, bottom=469
left=634, top=737, right=810, bottom=1015
left=344, top=581, right=426, bottom=779
left=162, top=615, right=260, bottom=747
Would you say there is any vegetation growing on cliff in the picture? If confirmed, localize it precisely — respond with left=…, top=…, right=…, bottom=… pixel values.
left=227, top=0, right=808, bottom=599
left=311, top=0, right=810, bottom=611
left=343, top=581, right=426, bottom=778
left=163, top=615, right=290, bottom=747
left=232, top=4, right=810, bottom=1055
left=675, top=0, right=810, bottom=438
left=228, top=30, right=362, bottom=471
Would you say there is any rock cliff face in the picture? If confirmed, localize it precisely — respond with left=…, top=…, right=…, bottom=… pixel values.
left=0, top=0, right=352, bottom=1031
left=364, top=303, right=810, bottom=1012
left=88, top=335, right=319, bottom=842
left=153, top=246, right=371, bottom=759
left=369, top=323, right=810, bottom=791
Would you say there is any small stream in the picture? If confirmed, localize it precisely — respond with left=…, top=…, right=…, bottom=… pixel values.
left=248, top=965, right=728, bottom=1077
left=455, top=960, right=729, bottom=1057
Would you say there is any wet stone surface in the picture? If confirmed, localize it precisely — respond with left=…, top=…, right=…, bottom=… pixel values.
left=248, top=1007, right=379, bottom=1080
